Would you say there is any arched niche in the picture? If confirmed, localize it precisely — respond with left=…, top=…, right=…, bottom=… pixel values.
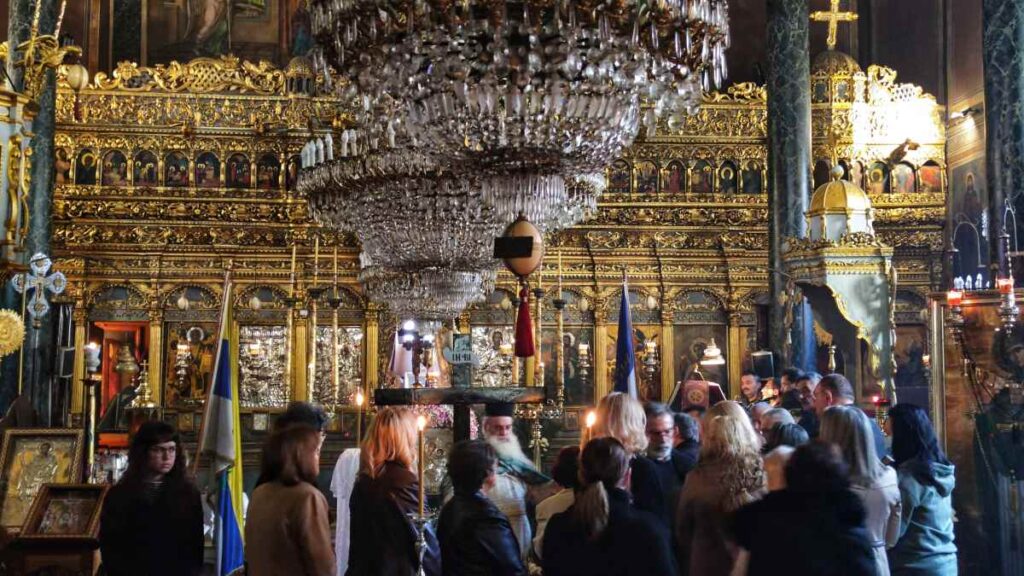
left=663, top=160, right=686, bottom=194
left=101, top=150, right=128, bottom=187
left=234, top=284, right=291, bottom=410
left=162, top=285, right=221, bottom=409
left=607, top=287, right=663, bottom=401
left=312, top=285, right=367, bottom=407
left=467, top=288, right=519, bottom=388
left=226, top=153, right=252, bottom=189
left=718, top=161, right=738, bottom=194
left=163, top=285, right=220, bottom=322
left=540, top=287, right=596, bottom=406
left=606, top=159, right=631, bottom=194
left=133, top=150, right=159, bottom=186
left=673, top=289, right=729, bottom=392
left=87, top=284, right=148, bottom=322
left=634, top=160, right=658, bottom=194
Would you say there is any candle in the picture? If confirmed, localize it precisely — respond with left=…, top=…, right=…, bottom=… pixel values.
left=55, top=0, right=66, bottom=36
left=416, top=415, right=427, bottom=517
left=558, top=250, right=563, bottom=294
left=313, top=236, right=320, bottom=288
left=355, top=390, right=364, bottom=446
left=997, top=277, right=1014, bottom=295
left=333, top=246, right=339, bottom=290
left=581, top=409, right=597, bottom=450
left=537, top=261, right=542, bottom=289
left=289, top=244, right=297, bottom=297
left=946, top=289, right=963, bottom=308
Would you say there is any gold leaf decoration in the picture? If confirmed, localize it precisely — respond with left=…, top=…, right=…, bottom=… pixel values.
left=0, top=309, right=26, bottom=358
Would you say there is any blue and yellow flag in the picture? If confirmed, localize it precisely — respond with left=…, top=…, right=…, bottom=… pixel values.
left=200, top=274, right=244, bottom=575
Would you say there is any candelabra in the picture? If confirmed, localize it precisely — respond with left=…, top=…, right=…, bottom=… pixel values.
left=996, top=232, right=1019, bottom=330
left=578, top=343, right=592, bottom=387
left=642, top=339, right=659, bottom=400
left=399, top=320, right=436, bottom=388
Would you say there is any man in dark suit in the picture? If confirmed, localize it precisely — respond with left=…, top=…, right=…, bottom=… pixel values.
left=644, top=403, right=698, bottom=516
left=812, top=373, right=888, bottom=457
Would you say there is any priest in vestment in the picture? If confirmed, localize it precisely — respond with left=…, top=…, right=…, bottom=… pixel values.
left=481, top=403, right=555, bottom=561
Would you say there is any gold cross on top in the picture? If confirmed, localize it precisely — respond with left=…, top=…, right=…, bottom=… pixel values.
left=811, top=0, right=859, bottom=51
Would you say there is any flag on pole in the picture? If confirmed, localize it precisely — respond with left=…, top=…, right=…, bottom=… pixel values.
left=613, top=275, right=638, bottom=399
left=199, top=274, right=244, bottom=575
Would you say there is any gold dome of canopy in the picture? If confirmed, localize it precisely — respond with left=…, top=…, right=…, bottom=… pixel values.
left=285, top=56, right=315, bottom=79
left=809, top=166, right=872, bottom=214
left=812, top=50, right=863, bottom=77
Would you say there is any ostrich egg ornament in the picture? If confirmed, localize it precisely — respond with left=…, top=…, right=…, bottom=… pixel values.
left=501, top=216, right=544, bottom=278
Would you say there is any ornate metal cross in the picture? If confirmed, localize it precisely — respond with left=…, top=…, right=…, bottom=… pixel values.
left=12, top=253, right=66, bottom=328
left=811, top=0, right=859, bottom=51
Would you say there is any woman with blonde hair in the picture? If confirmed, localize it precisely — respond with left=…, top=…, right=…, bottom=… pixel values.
left=347, top=407, right=430, bottom=576
left=593, top=392, right=667, bottom=524
left=820, top=406, right=901, bottom=576
left=675, top=401, right=766, bottom=576
left=542, top=437, right=677, bottom=576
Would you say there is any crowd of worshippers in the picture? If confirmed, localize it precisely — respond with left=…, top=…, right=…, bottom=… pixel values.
left=94, top=371, right=958, bottom=576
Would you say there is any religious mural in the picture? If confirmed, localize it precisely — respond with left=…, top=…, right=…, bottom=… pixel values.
left=919, top=162, right=943, bottom=193
left=674, top=324, right=729, bottom=397
left=867, top=162, right=889, bottom=194
left=541, top=327, right=595, bottom=406
left=55, top=149, right=71, bottom=185
left=165, top=152, right=190, bottom=187
left=691, top=160, right=713, bottom=194
left=741, top=162, right=763, bottom=194
left=134, top=151, right=159, bottom=187
left=164, top=323, right=218, bottom=407
left=256, top=154, right=281, bottom=189
left=635, top=161, right=658, bottom=194
left=663, top=161, right=685, bottom=194
left=607, top=160, right=631, bottom=194
left=195, top=152, right=221, bottom=188
left=101, top=151, right=129, bottom=187
left=75, top=150, right=97, bottom=185
left=950, top=158, right=989, bottom=282
left=719, top=161, right=738, bottom=194
left=891, top=163, right=916, bottom=194
left=226, top=153, right=252, bottom=189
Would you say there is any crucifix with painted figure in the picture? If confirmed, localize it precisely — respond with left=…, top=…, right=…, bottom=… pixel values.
left=811, top=0, right=859, bottom=51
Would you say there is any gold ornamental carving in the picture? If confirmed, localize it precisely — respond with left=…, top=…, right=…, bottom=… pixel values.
left=91, top=56, right=287, bottom=94
left=0, top=310, right=26, bottom=358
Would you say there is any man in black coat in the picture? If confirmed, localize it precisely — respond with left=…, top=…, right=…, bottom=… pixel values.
left=437, top=440, right=526, bottom=576
left=643, top=403, right=698, bottom=517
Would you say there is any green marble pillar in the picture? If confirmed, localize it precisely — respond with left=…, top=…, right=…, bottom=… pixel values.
left=3, top=0, right=60, bottom=417
left=983, top=0, right=1024, bottom=282
left=767, top=0, right=814, bottom=373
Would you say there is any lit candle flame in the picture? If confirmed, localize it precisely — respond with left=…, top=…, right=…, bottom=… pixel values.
left=585, top=410, right=596, bottom=429
left=416, top=414, right=427, bottom=431
left=355, top=390, right=364, bottom=407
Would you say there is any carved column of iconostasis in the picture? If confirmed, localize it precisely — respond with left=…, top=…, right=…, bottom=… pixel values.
left=592, top=298, right=610, bottom=400
left=983, top=0, right=1024, bottom=282
left=70, top=305, right=87, bottom=417
left=766, top=0, right=815, bottom=373
left=727, top=309, right=744, bottom=394
left=291, top=284, right=309, bottom=403
left=660, top=297, right=676, bottom=402
left=363, top=304, right=380, bottom=397
left=147, top=304, right=163, bottom=407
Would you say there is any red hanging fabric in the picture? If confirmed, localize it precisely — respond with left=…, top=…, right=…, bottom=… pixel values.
left=514, top=286, right=535, bottom=357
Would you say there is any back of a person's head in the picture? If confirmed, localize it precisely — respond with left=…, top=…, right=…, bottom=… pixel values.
left=574, top=437, right=630, bottom=539
left=818, top=373, right=855, bottom=402
left=819, top=405, right=883, bottom=485
left=781, top=367, right=804, bottom=383
left=551, top=446, right=582, bottom=490
left=674, top=412, right=700, bottom=443
left=800, top=372, right=822, bottom=386
left=123, top=420, right=185, bottom=487
left=275, top=401, right=328, bottom=432
left=595, top=392, right=648, bottom=455
left=447, top=440, right=496, bottom=495
left=784, top=442, right=850, bottom=493
left=889, top=403, right=949, bottom=469
left=702, top=401, right=762, bottom=461
left=761, top=407, right=795, bottom=429
left=261, top=424, right=321, bottom=486
left=763, top=422, right=809, bottom=453
left=360, top=407, right=416, bottom=477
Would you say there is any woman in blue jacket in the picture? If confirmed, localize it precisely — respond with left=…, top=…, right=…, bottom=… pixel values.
left=887, top=404, right=957, bottom=575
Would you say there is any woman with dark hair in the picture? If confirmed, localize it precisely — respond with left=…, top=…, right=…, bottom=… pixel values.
left=534, top=446, right=581, bottom=560
left=886, top=404, right=957, bottom=575
left=246, top=424, right=335, bottom=576
left=542, top=437, right=677, bottom=576
left=99, top=421, right=204, bottom=576
left=731, top=442, right=876, bottom=576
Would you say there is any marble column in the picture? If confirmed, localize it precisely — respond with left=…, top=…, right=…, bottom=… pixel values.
left=767, top=0, right=814, bottom=373
left=3, top=0, right=59, bottom=415
left=983, top=0, right=1024, bottom=281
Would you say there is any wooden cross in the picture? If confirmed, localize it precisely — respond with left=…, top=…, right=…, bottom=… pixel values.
left=375, top=387, right=545, bottom=442
left=811, top=0, right=859, bottom=51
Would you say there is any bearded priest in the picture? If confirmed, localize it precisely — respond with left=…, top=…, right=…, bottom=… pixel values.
left=481, top=402, right=557, bottom=562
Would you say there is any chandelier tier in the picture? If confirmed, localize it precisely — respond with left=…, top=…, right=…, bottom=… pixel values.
left=301, top=0, right=729, bottom=321
left=309, top=0, right=730, bottom=176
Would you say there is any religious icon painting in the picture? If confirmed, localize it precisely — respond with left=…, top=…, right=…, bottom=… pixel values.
left=741, top=162, right=763, bottom=194
left=164, top=322, right=219, bottom=407
left=55, top=149, right=71, bottom=185
left=850, top=161, right=866, bottom=190
left=718, top=161, right=738, bottom=194
left=606, top=159, right=631, bottom=194
left=133, top=151, right=159, bottom=187
left=256, top=154, right=281, bottom=190
left=892, top=163, right=916, bottom=194
left=286, top=155, right=301, bottom=190
left=101, top=151, right=129, bottom=187
left=634, top=161, right=658, bottom=194
left=867, top=162, right=889, bottom=194
left=74, top=150, right=97, bottom=185
left=164, top=152, right=190, bottom=187
left=663, top=161, right=685, bottom=194
left=918, top=162, right=943, bottom=193
left=0, top=429, right=84, bottom=533
left=195, top=152, right=221, bottom=188
left=564, top=410, right=579, bottom=431
left=20, top=484, right=108, bottom=539
left=226, top=153, right=252, bottom=189
left=691, top=160, right=713, bottom=194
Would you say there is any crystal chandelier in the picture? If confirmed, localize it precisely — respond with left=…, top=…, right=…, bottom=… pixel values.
left=301, top=0, right=729, bottom=320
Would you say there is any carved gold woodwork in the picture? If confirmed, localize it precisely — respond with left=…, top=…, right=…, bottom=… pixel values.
left=50, top=55, right=945, bottom=413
